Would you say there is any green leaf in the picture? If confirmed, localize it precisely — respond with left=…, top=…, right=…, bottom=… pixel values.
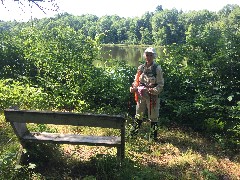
left=15, top=165, right=22, bottom=169
left=28, top=163, right=36, bottom=169
left=227, top=95, right=234, bottom=101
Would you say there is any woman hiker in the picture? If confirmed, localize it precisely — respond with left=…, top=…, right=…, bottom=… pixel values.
left=130, top=47, right=164, bottom=140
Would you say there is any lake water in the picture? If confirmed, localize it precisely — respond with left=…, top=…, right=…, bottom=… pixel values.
left=100, top=45, right=163, bottom=67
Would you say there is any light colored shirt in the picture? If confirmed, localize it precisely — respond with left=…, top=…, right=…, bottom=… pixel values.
left=134, top=62, right=164, bottom=95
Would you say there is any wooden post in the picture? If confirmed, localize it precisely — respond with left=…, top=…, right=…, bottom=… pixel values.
left=10, top=122, right=29, bottom=140
left=120, top=120, right=125, bottom=159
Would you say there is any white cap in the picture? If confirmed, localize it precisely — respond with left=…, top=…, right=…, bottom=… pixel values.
left=144, top=47, right=157, bottom=58
left=144, top=47, right=156, bottom=54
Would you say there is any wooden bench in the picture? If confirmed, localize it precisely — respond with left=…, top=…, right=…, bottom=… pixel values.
left=4, top=108, right=126, bottom=159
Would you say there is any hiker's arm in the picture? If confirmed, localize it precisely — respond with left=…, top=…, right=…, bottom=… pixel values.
left=130, top=71, right=139, bottom=93
left=130, top=85, right=137, bottom=93
left=130, top=66, right=142, bottom=93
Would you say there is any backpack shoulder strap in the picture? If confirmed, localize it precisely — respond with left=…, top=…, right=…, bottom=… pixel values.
left=138, top=64, right=145, bottom=73
left=152, top=63, right=159, bottom=77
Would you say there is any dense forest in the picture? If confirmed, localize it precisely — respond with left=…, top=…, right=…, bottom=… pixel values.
left=0, top=3, right=239, bottom=179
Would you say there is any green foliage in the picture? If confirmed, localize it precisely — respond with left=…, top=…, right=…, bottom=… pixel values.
left=0, top=119, right=39, bottom=179
left=152, top=9, right=185, bottom=46
left=0, top=152, right=17, bottom=179
left=201, top=169, right=218, bottom=180
left=0, top=79, right=49, bottom=110
left=92, top=59, right=135, bottom=114
left=0, top=22, right=138, bottom=114
left=0, top=5, right=240, bottom=179
left=157, top=6, right=240, bottom=150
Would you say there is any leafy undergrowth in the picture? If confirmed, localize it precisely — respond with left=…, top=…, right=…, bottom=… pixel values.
left=0, top=114, right=240, bottom=180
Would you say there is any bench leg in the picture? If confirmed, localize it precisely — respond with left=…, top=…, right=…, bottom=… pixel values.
left=117, top=147, right=121, bottom=159
left=121, top=146, right=125, bottom=159
left=117, top=147, right=125, bottom=160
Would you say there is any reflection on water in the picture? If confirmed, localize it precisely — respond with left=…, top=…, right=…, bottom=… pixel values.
left=101, top=45, right=162, bottom=67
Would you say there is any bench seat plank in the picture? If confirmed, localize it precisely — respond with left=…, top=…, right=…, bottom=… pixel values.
left=4, top=109, right=125, bottom=129
left=23, top=132, right=121, bottom=147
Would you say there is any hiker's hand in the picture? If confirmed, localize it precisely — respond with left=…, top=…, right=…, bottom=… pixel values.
left=130, top=87, right=137, bottom=93
left=148, top=88, right=155, bottom=94
left=148, top=88, right=159, bottom=95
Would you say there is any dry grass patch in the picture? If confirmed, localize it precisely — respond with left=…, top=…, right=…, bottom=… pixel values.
left=126, top=123, right=240, bottom=179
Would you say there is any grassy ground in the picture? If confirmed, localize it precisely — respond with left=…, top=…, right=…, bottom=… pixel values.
left=0, top=113, right=239, bottom=179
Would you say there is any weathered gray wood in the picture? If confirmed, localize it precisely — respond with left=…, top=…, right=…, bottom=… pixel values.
left=4, top=109, right=125, bottom=129
left=120, top=123, right=125, bottom=159
left=10, top=122, right=29, bottom=139
left=22, top=132, right=121, bottom=147
left=4, top=108, right=126, bottom=159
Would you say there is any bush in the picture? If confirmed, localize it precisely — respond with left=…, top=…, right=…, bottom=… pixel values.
left=0, top=79, right=49, bottom=110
